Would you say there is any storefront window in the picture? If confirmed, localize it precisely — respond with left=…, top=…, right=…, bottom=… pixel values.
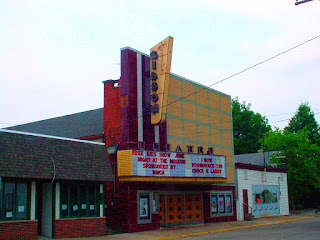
left=60, top=182, right=99, bottom=218
left=210, top=194, right=218, bottom=214
left=138, top=192, right=151, bottom=223
left=210, top=191, right=233, bottom=216
left=254, top=190, right=278, bottom=204
left=255, top=194, right=261, bottom=204
left=218, top=194, right=225, bottom=214
left=262, top=189, right=272, bottom=203
left=0, top=182, right=29, bottom=221
left=272, top=193, right=278, bottom=203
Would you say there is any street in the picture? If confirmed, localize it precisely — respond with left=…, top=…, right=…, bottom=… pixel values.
left=173, top=216, right=320, bottom=240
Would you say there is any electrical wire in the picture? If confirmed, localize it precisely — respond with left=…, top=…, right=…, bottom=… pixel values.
left=104, top=34, right=320, bottom=139
left=50, top=157, right=56, bottom=185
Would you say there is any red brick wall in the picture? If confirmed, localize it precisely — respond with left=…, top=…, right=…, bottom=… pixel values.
left=0, top=220, right=38, bottom=240
left=53, top=217, right=106, bottom=238
left=203, top=186, right=237, bottom=223
left=104, top=80, right=121, bottom=146
left=105, top=182, right=236, bottom=233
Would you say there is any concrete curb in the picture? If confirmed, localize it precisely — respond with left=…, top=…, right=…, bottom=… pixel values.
left=145, top=216, right=315, bottom=240
left=49, top=213, right=317, bottom=240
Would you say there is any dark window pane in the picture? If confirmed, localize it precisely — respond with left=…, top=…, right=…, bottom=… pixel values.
left=70, top=184, right=78, bottom=217
left=80, top=185, right=87, bottom=216
left=16, top=183, right=27, bottom=219
left=60, top=183, right=69, bottom=217
left=4, top=183, right=15, bottom=219
left=88, top=185, right=96, bottom=216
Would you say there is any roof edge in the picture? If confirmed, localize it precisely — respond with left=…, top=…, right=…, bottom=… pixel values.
left=0, top=129, right=105, bottom=146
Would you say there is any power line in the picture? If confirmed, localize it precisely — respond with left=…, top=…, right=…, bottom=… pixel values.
left=106, top=34, right=320, bottom=138
left=269, top=112, right=320, bottom=124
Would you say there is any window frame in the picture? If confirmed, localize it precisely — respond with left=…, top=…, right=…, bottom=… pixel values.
left=137, top=191, right=152, bottom=224
left=0, top=181, right=30, bottom=221
left=59, top=182, right=100, bottom=219
left=210, top=191, right=233, bottom=217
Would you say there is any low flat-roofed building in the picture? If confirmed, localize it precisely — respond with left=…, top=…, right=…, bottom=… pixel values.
left=234, top=152, right=289, bottom=221
left=0, top=129, right=113, bottom=239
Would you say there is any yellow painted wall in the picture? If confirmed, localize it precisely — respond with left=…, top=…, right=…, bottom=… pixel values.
left=167, top=74, right=235, bottom=184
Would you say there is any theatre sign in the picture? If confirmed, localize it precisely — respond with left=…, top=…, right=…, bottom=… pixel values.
left=117, top=150, right=227, bottom=183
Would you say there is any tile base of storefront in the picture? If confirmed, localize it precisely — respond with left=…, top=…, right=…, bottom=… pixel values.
left=0, top=220, right=38, bottom=240
left=105, top=184, right=237, bottom=233
left=53, top=217, right=106, bottom=238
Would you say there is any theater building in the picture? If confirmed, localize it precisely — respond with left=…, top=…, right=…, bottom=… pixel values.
left=5, top=36, right=237, bottom=235
left=103, top=37, right=236, bottom=232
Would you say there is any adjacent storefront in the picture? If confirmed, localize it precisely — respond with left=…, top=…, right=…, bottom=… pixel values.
left=0, top=130, right=113, bottom=240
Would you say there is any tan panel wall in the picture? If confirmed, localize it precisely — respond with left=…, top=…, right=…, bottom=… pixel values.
left=208, top=91, right=220, bottom=110
left=209, top=110, right=220, bottom=127
left=182, top=82, right=196, bottom=102
left=167, top=96, right=182, bottom=118
left=168, top=76, right=182, bottom=97
left=197, top=106, right=209, bottom=125
left=168, top=118, right=183, bottom=139
left=221, top=113, right=232, bottom=130
left=222, top=131, right=233, bottom=147
left=183, top=102, right=196, bottom=121
left=196, top=89, right=208, bottom=106
left=220, top=95, right=231, bottom=113
left=226, top=166, right=235, bottom=183
left=198, top=125, right=210, bottom=144
left=183, top=121, right=197, bottom=141
left=210, top=128, right=221, bottom=145
left=167, top=76, right=235, bottom=184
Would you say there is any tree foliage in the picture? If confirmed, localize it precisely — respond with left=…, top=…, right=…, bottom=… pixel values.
left=232, top=97, right=271, bottom=155
left=264, top=129, right=320, bottom=207
left=285, top=102, right=320, bottom=145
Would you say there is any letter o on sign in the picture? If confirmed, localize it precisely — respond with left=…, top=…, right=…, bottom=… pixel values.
left=151, top=72, right=158, bottom=81
left=151, top=82, right=158, bottom=91
left=151, top=93, right=159, bottom=102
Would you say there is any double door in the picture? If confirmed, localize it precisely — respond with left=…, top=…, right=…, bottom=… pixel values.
left=159, top=193, right=202, bottom=226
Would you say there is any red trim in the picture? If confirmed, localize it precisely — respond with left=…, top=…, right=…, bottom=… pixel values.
left=78, top=134, right=104, bottom=140
left=235, top=163, right=287, bottom=173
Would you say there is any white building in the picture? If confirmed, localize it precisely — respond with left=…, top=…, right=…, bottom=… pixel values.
left=235, top=152, right=290, bottom=221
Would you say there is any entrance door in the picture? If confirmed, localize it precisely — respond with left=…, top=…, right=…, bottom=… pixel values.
left=159, top=194, right=166, bottom=224
left=175, top=194, right=185, bottom=225
left=41, top=183, right=53, bottom=237
left=159, top=193, right=203, bottom=226
left=166, top=194, right=175, bottom=224
left=243, top=189, right=249, bottom=220
left=185, top=194, right=202, bottom=224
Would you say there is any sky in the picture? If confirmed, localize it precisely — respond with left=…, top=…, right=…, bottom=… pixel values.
left=1, top=0, right=319, bottom=130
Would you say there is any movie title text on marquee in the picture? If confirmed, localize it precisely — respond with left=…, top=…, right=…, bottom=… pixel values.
left=132, top=150, right=226, bottom=178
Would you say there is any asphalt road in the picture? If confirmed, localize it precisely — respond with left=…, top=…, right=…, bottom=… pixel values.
left=174, top=216, right=320, bottom=240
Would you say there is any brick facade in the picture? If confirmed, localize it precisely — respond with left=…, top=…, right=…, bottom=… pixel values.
left=104, top=80, right=121, bottom=147
left=103, top=47, right=236, bottom=233
left=0, top=221, right=38, bottom=240
left=105, top=182, right=236, bottom=233
left=53, top=217, right=106, bottom=238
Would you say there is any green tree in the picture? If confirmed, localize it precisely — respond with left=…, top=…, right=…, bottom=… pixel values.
left=285, top=102, right=320, bottom=145
left=264, top=129, right=320, bottom=208
left=232, top=97, right=271, bottom=155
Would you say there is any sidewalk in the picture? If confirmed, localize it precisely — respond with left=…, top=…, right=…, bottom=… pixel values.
left=41, top=210, right=318, bottom=240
